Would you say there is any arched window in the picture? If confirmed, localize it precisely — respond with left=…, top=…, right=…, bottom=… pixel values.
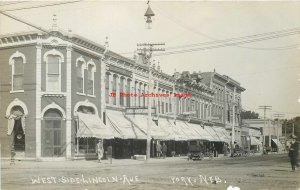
left=120, top=77, right=124, bottom=106
left=76, top=57, right=86, bottom=94
left=9, top=51, right=26, bottom=92
left=12, top=57, right=24, bottom=91
left=126, top=79, right=131, bottom=107
left=138, top=83, right=141, bottom=107
left=112, top=75, right=117, bottom=105
left=87, top=60, right=96, bottom=96
left=105, top=73, right=110, bottom=104
left=46, top=55, right=61, bottom=92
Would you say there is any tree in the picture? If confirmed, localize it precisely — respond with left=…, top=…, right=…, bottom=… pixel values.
left=282, top=117, right=300, bottom=141
left=241, top=110, right=259, bottom=119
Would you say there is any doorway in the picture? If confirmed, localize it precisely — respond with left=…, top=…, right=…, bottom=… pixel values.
left=42, top=109, right=65, bottom=157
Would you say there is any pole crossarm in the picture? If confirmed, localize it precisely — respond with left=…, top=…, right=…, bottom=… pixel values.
left=137, top=43, right=165, bottom=46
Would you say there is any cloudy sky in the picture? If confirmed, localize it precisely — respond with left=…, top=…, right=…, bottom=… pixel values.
left=1, top=1, right=300, bottom=119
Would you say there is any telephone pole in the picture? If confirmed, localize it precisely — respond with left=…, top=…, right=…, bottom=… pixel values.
left=258, top=105, right=272, bottom=147
left=273, top=113, right=285, bottom=153
left=137, top=43, right=165, bottom=162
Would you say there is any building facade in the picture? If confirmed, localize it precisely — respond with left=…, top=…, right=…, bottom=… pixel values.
left=0, top=28, right=246, bottom=160
left=201, top=71, right=245, bottom=144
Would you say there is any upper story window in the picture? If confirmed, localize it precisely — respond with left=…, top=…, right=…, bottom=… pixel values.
left=105, top=73, right=110, bottom=104
left=126, top=79, right=131, bottom=107
left=112, top=75, right=117, bottom=105
left=44, top=49, right=64, bottom=92
left=86, top=60, right=96, bottom=96
left=120, top=77, right=124, bottom=106
left=76, top=57, right=86, bottom=94
left=47, top=55, right=61, bottom=91
left=9, top=51, right=26, bottom=92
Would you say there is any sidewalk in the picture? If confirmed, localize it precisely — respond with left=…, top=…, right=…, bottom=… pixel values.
left=1, top=152, right=279, bottom=170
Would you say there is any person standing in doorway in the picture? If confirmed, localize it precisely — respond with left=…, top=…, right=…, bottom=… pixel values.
left=162, top=142, right=167, bottom=159
left=97, top=139, right=104, bottom=163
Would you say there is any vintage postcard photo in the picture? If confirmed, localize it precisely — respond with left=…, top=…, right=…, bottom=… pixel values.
left=0, top=1, right=299, bottom=190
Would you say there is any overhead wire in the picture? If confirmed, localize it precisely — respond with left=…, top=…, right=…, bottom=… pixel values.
left=119, top=28, right=300, bottom=56
left=152, top=3, right=300, bottom=52
left=0, top=1, right=82, bottom=12
left=0, top=1, right=29, bottom=6
left=154, top=30, right=300, bottom=56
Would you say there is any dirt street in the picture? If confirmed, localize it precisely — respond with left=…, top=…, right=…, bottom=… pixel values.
left=1, top=154, right=299, bottom=190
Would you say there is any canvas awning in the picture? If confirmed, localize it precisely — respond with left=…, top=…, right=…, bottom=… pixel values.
left=250, top=136, right=261, bottom=146
left=175, top=121, right=202, bottom=140
left=77, top=112, right=114, bottom=139
left=106, top=110, right=146, bottom=139
left=272, top=139, right=284, bottom=150
left=158, top=118, right=188, bottom=141
left=213, top=127, right=231, bottom=142
left=126, top=114, right=168, bottom=140
left=203, top=125, right=222, bottom=142
left=186, top=123, right=214, bottom=141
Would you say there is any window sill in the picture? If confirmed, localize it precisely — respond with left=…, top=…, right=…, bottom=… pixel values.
left=76, top=92, right=86, bottom=96
left=41, top=92, right=66, bottom=97
left=10, top=90, right=24, bottom=94
left=86, top=94, right=96, bottom=98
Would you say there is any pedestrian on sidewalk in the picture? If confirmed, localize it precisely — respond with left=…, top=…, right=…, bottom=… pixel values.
left=223, top=143, right=228, bottom=157
left=162, top=142, right=167, bottom=159
left=156, top=141, right=162, bottom=158
left=97, top=139, right=104, bottom=163
left=292, top=137, right=299, bottom=168
left=288, top=141, right=297, bottom=172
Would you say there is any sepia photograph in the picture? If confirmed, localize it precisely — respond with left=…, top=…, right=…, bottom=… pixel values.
left=0, top=0, right=300, bottom=189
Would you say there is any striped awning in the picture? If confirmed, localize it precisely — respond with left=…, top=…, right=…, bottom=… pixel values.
left=106, top=110, right=146, bottom=139
left=77, top=112, right=114, bottom=139
left=126, top=114, right=168, bottom=140
left=250, top=136, right=261, bottom=146
left=158, top=118, right=188, bottom=141
left=186, top=123, right=214, bottom=141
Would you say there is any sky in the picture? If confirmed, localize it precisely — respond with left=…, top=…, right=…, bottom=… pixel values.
left=1, top=0, right=300, bottom=119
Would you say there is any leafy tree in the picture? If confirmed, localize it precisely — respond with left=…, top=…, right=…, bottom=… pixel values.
left=241, top=110, right=259, bottom=119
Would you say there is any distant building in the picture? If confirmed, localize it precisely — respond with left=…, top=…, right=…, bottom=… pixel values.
left=242, top=119, right=284, bottom=152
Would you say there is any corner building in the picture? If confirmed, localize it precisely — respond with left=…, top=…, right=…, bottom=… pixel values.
left=0, top=28, right=246, bottom=160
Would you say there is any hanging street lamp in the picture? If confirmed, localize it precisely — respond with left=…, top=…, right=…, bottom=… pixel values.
left=144, top=3, right=155, bottom=29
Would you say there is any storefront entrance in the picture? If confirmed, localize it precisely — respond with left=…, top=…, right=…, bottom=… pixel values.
left=42, top=109, right=65, bottom=157
left=9, top=106, right=26, bottom=158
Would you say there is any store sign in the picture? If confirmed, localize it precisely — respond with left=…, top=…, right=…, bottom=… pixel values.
left=125, top=107, right=156, bottom=114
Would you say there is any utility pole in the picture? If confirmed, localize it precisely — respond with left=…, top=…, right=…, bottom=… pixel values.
left=273, top=113, right=285, bottom=153
left=258, top=105, right=272, bottom=148
left=292, top=119, right=295, bottom=137
left=137, top=43, right=165, bottom=162
left=231, top=86, right=236, bottom=157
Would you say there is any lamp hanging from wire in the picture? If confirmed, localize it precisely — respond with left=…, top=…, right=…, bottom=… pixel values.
left=144, top=1, right=155, bottom=29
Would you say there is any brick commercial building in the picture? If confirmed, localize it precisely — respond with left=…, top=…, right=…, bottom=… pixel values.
left=0, top=25, right=247, bottom=160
